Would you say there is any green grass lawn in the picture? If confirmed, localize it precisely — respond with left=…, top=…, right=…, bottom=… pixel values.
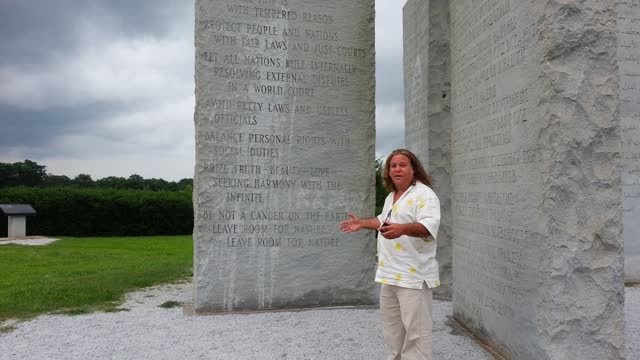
left=0, top=236, right=192, bottom=322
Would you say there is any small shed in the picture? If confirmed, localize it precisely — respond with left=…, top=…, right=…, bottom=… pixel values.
left=0, top=204, right=37, bottom=239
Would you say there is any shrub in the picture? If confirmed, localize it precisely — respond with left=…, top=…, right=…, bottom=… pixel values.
left=0, top=187, right=193, bottom=236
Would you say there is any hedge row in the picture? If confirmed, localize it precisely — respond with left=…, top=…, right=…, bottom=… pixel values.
left=0, top=187, right=193, bottom=237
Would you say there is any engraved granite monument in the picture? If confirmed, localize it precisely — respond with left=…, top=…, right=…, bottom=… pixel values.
left=193, top=0, right=376, bottom=312
left=403, top=0, right=453, bottom=299
left=404, top=1, right=625, bottom=359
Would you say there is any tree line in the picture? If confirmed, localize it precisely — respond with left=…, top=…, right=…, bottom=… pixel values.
left=0, top=160, right=192, bottom=191
left=0, top=159, right=387, bottom=236
left=1, top=159, right=387, bottom=209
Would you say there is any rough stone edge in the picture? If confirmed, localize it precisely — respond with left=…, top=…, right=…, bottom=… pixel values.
left=538, top=1, right=625, bottom=359
left=192, top=0, right=204, bottom=313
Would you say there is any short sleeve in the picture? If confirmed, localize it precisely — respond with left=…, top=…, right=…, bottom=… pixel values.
left=416, top=187, right=440, bottom=241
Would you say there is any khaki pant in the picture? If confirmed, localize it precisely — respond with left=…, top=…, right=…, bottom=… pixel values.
left=380, top=284, right=433, bottom=360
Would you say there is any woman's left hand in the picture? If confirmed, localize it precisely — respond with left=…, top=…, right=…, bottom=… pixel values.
left=378, top=222, right=403, bottom=239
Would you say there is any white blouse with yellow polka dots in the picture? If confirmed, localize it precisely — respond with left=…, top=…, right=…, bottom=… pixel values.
left=375, top=181, right=441, bottom=289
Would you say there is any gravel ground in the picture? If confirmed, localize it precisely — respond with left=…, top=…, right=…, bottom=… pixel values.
left=1, top=283, right=637, bottom=360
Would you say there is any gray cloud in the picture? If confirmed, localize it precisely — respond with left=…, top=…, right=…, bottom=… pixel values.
left=0, top=0, right=187, bottom=67
left=0, top=0, right=194, bottom=179
left=0, top=1, right=79, bottom=66
left=0, top=1, right=406, bottom=179
left=0, top=103, right=120, bottom=156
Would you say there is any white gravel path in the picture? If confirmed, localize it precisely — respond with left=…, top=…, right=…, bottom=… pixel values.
left=1, top=283, right=637, bottom=360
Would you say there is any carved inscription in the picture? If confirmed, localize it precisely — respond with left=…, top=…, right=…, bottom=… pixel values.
left=199, top=208, right=348, bottom=248
left=450, top=0, right=545, bottom=354
left=194, top=0, right=375, bottom=312
left=195, top=0, right=370, bottom=249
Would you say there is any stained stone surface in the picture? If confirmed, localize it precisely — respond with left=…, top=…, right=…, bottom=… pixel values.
left=403, top=0, right=453, bottom=299
left=193, top=0, right=376, bottom=312
left=403, top=0, right=625, bottom=359
left=618, top=2, right=640, bottom=284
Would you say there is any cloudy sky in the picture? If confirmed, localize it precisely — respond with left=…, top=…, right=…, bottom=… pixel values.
left=0, top=1, right=406, bottom=181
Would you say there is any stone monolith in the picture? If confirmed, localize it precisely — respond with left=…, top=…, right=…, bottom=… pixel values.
left=193, top=0, right=377, bottom=312
left=404, top=0, right=625, bottom=359
left=403, top=0, right=453, bottom=299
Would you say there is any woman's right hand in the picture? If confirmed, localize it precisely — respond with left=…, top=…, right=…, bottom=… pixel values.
left=339, top=213, right=362, bottom=233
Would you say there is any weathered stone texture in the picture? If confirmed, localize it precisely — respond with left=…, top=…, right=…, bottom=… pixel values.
left=446, top=0, right=624, bottom=359
left=193, top=0, right=377, bottom=312
left=404, top=0, right=429, bottom=166
left=536, top=2, right=624, bottom=358
left=618, top=1, right=640, bottom=284
left=403, top=0, right=453, bottom=299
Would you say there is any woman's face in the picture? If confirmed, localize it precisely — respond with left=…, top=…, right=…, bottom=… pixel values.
left=389, top=154, right=414, bottom=192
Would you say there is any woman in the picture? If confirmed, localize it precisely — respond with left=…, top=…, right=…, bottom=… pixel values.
left=340, top=149, right=440, bottom=360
